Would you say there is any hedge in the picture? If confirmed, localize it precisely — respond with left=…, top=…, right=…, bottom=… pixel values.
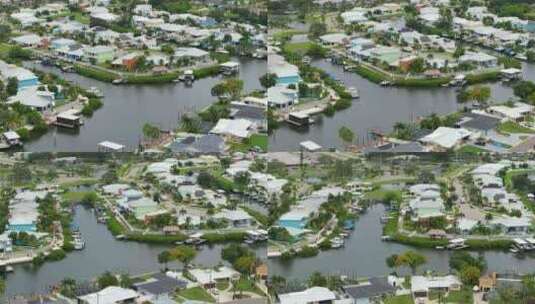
left=202, top=231, right=246, bottom=243
left=125, top=72, right=180, bottom=84
left=394, top=77, right=451, bottom=87
left=74, top=64, right=119, bottom=82
left=125, top=233, right=187, bottom=244
left=193, top=65, right=220, bottom=79
left=465, top=71, right=500, bottom=85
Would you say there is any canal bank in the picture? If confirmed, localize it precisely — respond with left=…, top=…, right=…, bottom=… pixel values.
left=268, top=60, right=535, bottom=151
left=5, top=206, right=266, bottom=297
left=21, top=58, right=266, bottom=152
left=268, top=204, right=535, bottom=281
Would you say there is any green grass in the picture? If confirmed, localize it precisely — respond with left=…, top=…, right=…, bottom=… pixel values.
left=61, top=191, right=92, bottom=204
left=216, top=280, right=229, bottom=291
left=0, top=43, right=12, bottom=59
left=74, top=64, right=120, bottom=82
left=176, top=287, right=215, bottom=303
left=384, top=295, right=414, bottom=304
left=456, top=145, right=488, bottom=154
left=229, top=134, right=268, bottom=152
left=496, top=121, right=535, bottom=134
left=445, top=289, right=473, bottom=303
left=233, top=278, right=265, bottom=296
left=283, top=42, right=315, bottom=55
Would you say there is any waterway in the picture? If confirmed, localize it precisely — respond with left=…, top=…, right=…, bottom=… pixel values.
left=268, top=204, right=535, bottom=281
left=22, top=58, right=266, bottom=152
left=5, top=206, right=266, bottom=297
left=268, top=61, right=535, bottom=151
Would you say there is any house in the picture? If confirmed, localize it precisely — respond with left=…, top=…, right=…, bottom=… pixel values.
left=210, top=119, right=254, bottom=139
left=341, top=9, right=368, bottom=24
left=319, top=33, right=350, bottom=46
left=50, top=38, right=77, bottom=50
left=7, top=86, right=55, bottom=111
left=77, top=286, right=139, bottom=304
left=173, top=47, right=209, bottom=62
left=342, top=277, right=396, bottom=304
left=278, top=287, right=337, bottom=304
left=2, top=131, right=21, bottom=146
left=117, top=196, right=163, bottom=221
left=134, top=4, right=152, bottom=16
left=84, top=45, right=116, bottom=64
left=411, top=275, right=461, bottom=299
left=458, top=52, right=498, bottom=68
left=214, top=209, right=254, bottom=227
left=267, top=86, right=298, bottom=109
left=268, top=54, right=300, bottom=87
left=419, top=127, right=472, bottom=151
left=12, top=34, right=44, bottom=47
left=168, top=134, right=225, bottom=154
left=456, top=112, right=500, bottom=135
left=490, top=217, right=531, bottom=235
left=11, top=11, right=42, bottom=27
left=8, top=191, right=48, bottom=233
left=488, top=102, right=534, bottom=122
left=0, top=60, right=39, bottom=91
left=189, top=267, right=240, bottom=289
left=229, top=102, right=267, bottom=131
left=407, top=184, right=445, bottom=222
left=133, top=273, right=188, bottom=297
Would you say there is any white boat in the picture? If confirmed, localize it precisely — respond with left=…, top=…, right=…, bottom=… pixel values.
left=73, top=237, right=85, bottom=250
left=5, top=266, right=14, bottom=272
left=87, top=86, right=104, bottom=97
left=330, top=237, right=344, bottom=248
left=347, top=87, right=359, bottom=99
left=112, top=78, right=124, bottom=85
left=380, top=80, right=392, bottom=86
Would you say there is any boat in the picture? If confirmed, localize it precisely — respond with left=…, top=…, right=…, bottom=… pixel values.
left=435, top=246, right=445, bottom=250
left=381, top=235, right=392, bottom=241
left=380, top=80, right=392, bottom=86
left=510, top=247, right=519, bottom=253
left=347, top=87, right=359, bottom=99
left=112, top=78, right=124, bottom=85
left=330, top=237, right=344, bottom=248
left=244, top=238, right=255, bottom=245
left=87, top=86, right=104, bottom=97
left=302, top=56, right=311, bottom=65
left=5, top=266, right=14, bottom=273
left=73, top=237, right=85, bottom=250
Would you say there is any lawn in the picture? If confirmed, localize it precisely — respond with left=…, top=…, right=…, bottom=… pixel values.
left=176, top=287, right=215, bottom=303
left=283, top=42, right=315, bottom=55
left=229, top=134, right=268, bottom=152
left=233, top=278, right=265, bottom=296
left=61, top=191, right=92, bottom=204
left=216, top=280, right=229, bottom=291
left=496, top=121, right=535, bottom=134
left=445, top=289, right=473, bottom=303
left=456, top=145, right=488, bottom=154
left=384, top=295, right=414, bottom=304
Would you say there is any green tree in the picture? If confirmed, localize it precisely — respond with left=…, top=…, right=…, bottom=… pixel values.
left=259, top=73, right=276, bottom=88
left=6, top=77, right=18, bottom=96
left=169, top=245, right=197, bottom=267
left=309, top=22, right=327, bottom=39
left=98, top=271, right=119, bottom=289
left=142, top=123, right=161, bottom=140
left=338, top=126, right=355, bottom=147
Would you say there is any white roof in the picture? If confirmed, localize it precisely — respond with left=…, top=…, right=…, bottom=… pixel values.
left=12, top=34, right=42, bottom=45
left=319, top=33, right=349, bottom=44
left=210, top=119, right=253, bottom=138
left=489, top=102, right=533, bottom=120
left=300, top=140, right=322, bottom=151
left=3, top=131, right=20, bottom=140
left=78, top=287, right=138, bottom=304
left=98, top=141, right=125, bottom=151
left=411, top=275, right=461, bottom=293
left=189, top=267, right=239, bottom=285
left=279, top=287, right=336, bottom=304
left=174, top=47, right=209, bottom=58
left=420, top=127, right=472, bottom=149
left=214, top=209, right=252, bottom=222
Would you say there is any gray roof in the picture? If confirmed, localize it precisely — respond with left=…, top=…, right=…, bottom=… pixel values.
left=342, top=278, right=396, bottom=299
left=230, top=103, right=266, bottom=121
left=458, top=113, right=500, bottom=131
left=364, top=141, right=425, bottom=154
left=133, top=273, right=188, bottom=295
left=168, top=134, right=225, bottom=154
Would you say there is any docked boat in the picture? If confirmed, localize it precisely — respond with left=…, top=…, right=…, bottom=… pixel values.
left=112, top=78, right=124, bottom=85
left=380, top=80, right=392, bottom=86
left=381, top=235, right=392, bottom=241
left=87, top=86, right=104, bottom=97
left=5, top=265, right=14, bottom=273
left=302, top=56, right=311, bottom=65
left=330, top=237, right=344, bottom=248
left=347, top=87, right=359, bottom=99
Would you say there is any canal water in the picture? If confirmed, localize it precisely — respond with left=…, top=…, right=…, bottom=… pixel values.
left=23, top=58, right=266, bottom=152
left=5, top=206, right=266, bottom=297
left=268, top=61, right=535, bottom=151
left=268, top=204, right=535, bottom=281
